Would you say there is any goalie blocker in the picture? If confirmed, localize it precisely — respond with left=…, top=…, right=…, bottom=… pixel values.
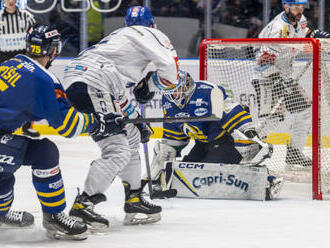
left=163, top=161, right=283, bottom=201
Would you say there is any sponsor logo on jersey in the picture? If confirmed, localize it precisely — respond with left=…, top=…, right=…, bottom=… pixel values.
left=175, top=112, right=190, bottom=118
left=49, top=179, right=64, bottom=189
left=75, top=65, right=88, bottom=71
left=0, top=155, right=15, bottom=165
left=190, top=98, right=208, bottom=106
left=197, top=84, right=212, bottom=90
left=21, top=61, right=35, bottom=72
left=192, top=173, right=249, bottom=192
left=33, top=166, right=60, bottom=178
left=163, top=102, right=172, bottom=110
left=194, top=107, right=208, bottom=116
left=178, top=163, right=204, bottom=169
left=126, top=82, right=136, bottom=88
left=0, top=135, right=13, bottom=144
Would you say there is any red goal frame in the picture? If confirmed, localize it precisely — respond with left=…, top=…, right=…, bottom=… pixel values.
left=199, top=38, right=322, bottom=200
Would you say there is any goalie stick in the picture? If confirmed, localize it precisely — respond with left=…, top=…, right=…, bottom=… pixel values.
left=256, top=59, right=313, bottom=131
left=140, top=105, right=177, bottom=199
left=119, top=115, right=220, bottom=125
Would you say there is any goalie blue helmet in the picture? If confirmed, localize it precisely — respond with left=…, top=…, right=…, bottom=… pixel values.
left=125, top=6, right=155, bottom=28
left=164, top=70, right=196, bottom=109
left=26, top=24, right=62, bottom=57
left=282, top=0, right=309, bottom=6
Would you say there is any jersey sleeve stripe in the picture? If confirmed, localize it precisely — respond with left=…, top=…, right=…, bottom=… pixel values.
left=59, top=112, right=79, bottom=137
left=164, top=133, right=189, bottom=140
left=222, top=111, right=247, bottom=129
left=56, top=107, right=75, bottom=132
left=163, top=128, right=185, bottom=135
left=70, top=113, right=85, bottom=138
left=227, top=115, right=252, bottom=133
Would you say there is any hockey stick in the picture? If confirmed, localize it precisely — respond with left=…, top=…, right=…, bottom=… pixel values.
left=140, top=105, right=154, bottom=198
left=140, top=107, right=178, bottom=199
left=119, top=115, right=220, bottom=125
left=256, top=59, right=312, bottom=131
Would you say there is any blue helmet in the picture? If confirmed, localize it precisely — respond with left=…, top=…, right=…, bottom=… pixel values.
left=282, top=0, right=309, bottom=6
left=125, top=6, right=155, bottom=28
left=26, top=24, right=62, bottom=57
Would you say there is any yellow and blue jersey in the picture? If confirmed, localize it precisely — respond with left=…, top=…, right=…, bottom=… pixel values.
left=0, top=55, right=97, bottom=137
left=162, top=81, right=252, bottom=143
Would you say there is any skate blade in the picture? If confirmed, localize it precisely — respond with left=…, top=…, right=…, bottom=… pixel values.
left=73, top=217, right=109, bottom=234
left=0, top=223, right=35, bottom=229
left=123, top=213, right=161, bottom=225
left=46, top=230, right=88, bottom=241
left=87, top=222, right=110, bottom=234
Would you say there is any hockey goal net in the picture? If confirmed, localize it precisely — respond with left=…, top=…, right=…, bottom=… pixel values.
left=200, top=38, right=330, bottom=200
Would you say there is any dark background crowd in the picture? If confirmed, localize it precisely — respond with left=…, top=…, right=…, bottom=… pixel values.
left=1, top=0, right=328, bottom=57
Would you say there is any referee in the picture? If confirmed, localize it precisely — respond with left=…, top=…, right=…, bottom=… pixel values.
left=0, top=0, right=39, bottom=137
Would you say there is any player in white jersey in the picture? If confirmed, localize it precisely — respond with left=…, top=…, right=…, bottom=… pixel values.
left=62, top=6, right=179, bottom=230
left=252, top=0, right=330, bottom=169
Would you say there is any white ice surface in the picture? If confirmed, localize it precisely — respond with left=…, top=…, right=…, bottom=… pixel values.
left=1, top=136, right=330, bottom=248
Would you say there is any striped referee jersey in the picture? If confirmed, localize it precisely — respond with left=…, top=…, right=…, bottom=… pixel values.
left=0, top=7, right=35, bottom=53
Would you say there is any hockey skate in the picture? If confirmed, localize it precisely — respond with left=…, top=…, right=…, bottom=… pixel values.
left=285, top=145, right=312, bottom=170
left=123, top=181, right=162, bottom=225
left=266, top=176, right=284, bottom=200
left=69, top=189, right=109, bottom=232
left=0, top=210, right=34, bottom=228
left=43, top=211, right=87, bottom=240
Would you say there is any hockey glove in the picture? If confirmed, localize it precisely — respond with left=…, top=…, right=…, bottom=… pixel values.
left=135, top=122, right=154, bottom=143
left=92, top=112, right=126, bottom=137
left=308, top=29, right=330, bottom=38
left=133, top=72, right=155, bottom=104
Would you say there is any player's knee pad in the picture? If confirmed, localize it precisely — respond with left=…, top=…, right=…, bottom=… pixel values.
left=66, top=81, right=95, bottom=113
left=25, top=138, right=59, bottom=171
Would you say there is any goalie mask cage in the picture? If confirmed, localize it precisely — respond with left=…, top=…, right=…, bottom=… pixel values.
left=200, top=38, right=330, bottom=200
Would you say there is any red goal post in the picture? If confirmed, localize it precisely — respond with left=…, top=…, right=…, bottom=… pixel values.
left=199, top=38, right=328, bottom=200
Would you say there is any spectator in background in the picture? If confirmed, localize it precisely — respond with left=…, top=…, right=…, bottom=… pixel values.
left=0, top=0, right=40, bottom=138
left=88, top=0, right=104, bottom=47
left=49, top=1, right=80, bottom=56
left=224, top=0, right=263, bottom=38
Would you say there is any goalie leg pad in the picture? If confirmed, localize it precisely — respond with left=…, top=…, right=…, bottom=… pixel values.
left=171, top=162, right=269, bottom=200
left=148, top=140, right=177, bottom=180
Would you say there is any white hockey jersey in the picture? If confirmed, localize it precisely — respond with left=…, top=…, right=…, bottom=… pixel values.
left=259, top=11, right=309, bottom=39
left=62, top=26, right=179, bottom=99
left=255, top=11, right=310, bottom=79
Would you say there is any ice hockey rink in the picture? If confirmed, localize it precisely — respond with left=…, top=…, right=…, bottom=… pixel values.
left=1, top=136, right=330, bottom=248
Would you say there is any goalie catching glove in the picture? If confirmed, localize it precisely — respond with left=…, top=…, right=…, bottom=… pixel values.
left=92, top=112, right=126, bottom=137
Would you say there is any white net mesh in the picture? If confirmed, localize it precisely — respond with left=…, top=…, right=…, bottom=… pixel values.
left=200, top=39, right=330, bottom=199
